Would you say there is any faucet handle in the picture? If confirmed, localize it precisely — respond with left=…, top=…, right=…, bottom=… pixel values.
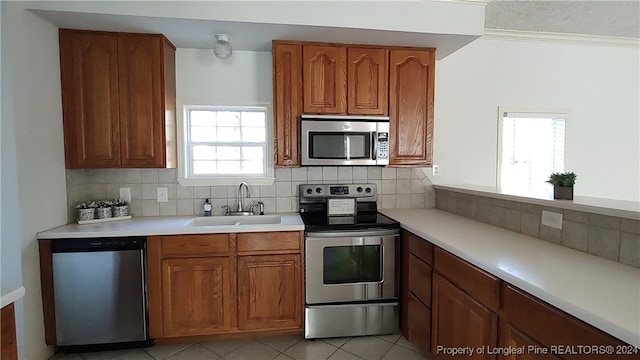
left=221, top=205, right=230, bottom=216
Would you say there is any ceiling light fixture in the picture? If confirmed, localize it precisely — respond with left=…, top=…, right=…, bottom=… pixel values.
left=213, top=33, right=232, bottom=60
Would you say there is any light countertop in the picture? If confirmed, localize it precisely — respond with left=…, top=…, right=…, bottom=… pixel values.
left=1, top=287, right=26, bottom=308
left=37, top=213, right=304, bottom=239
left=381, top=208, right=640, bottom=347
left=436, top=184, right=640, bottom=220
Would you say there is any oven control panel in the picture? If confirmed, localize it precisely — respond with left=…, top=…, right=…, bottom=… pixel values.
left=299, top=184, right=377, bottom=200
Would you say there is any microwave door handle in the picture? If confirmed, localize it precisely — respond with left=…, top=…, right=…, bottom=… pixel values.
left=372, top=132, right=378, bottom=160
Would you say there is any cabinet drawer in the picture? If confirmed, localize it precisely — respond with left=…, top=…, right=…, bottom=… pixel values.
left=237, top=232, right=301, bottom=253
left=408, top=254, right=432, bottom=306
left=502, top=284, right=628, bottom=359
left=434, top=247, right=500, bottom=312
left=161, top=234, right=230, bottom=257
left=407, top=232, right=433, bottom=265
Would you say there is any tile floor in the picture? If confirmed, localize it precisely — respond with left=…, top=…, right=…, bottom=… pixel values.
left=50, top=334, right=432, bottom=360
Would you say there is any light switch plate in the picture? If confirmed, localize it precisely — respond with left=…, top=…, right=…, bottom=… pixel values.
left=541, top=210, right=563, bottom=230
left=157, top=187, right=168, bottom=203
left=432, top=165, right=439, bottom=176
left=119, top=187, right=131, bottom=203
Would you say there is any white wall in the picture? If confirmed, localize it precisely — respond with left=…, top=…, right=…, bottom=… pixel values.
left=176, top=49, right=272, bottom=104
left=1, top=0, right=24, bottom=301
left=432, top=37, right=640, bottom=202
left=4, top=2, right=67, bottom=359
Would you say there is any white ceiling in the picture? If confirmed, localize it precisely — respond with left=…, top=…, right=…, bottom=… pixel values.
left=27, top=1, right=485, bottom=59
left=485, top=0, right=640, bottom=39
left=26, top=0, right=639, bottom=59
left=29, top=9, right=478, bottom=58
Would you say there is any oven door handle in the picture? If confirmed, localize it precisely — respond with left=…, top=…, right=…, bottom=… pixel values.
left=306, top=229, right=399, bottom=238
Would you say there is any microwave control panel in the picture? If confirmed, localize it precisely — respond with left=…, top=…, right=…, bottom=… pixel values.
left=377, top=132, right=389, bottom=160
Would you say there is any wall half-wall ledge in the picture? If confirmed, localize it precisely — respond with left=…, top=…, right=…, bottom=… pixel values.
left=1, top=287, right=25, bottom=308
left=434, top=184, right=640, bottom=221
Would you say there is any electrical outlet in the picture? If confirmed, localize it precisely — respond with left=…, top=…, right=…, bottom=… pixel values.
left=157, top=187, right=168, bottom=203
left=541, top=210, right=563, bottom=230
left=432, top=165, right=440, bottom=176
left=119, top=187, right=131, bottom=203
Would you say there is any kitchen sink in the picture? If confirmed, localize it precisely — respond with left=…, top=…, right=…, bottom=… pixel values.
left=235, top=215, right=281, bottom=225
left=187, top=215, right=282, bottom=227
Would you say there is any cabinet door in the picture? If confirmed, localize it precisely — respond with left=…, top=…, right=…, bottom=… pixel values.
left=1, top=304, right=18, bottom=360
left=237, top=254, right=302, bottom=330
left=347, top=47, right=388, bottom=115
left=407, top=292, right=431, bottom=354
left=118, top=34, right=166, bottom=167
left=432, top=274, right=497, bottom=360
left=499, top=322, right=561, bottom=360
left=59, top=30, right=121, bottom=168
left=303, top=45, right=347, bottom=114
left=161, top=257, right=232, bottom=336
left=272, top=42, right=302, bottom=167
left=389, top=49, right=435, bottom=166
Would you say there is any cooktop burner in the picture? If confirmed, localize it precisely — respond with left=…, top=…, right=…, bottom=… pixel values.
left=298, top=183, right=400, bottom=231
left=300, top=211, right=400, bottom=232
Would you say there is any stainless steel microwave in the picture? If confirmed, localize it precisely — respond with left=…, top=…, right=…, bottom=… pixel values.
left=301, top=115, right=389, bottom=166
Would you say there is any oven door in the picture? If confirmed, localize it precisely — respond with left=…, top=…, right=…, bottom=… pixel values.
left=305, top=229, right=399, bottom=304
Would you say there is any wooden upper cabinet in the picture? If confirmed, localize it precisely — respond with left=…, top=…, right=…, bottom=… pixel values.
left=347, top=47, right=388, bottom=115
left=303, top=45, right=347, bottom=114
left=272, top=42, right=302, bottom=167
left=389, top=49, right=435, bottom=166
left=60, top=31, right=121, bottom=167
left=118, top=35, right=165, bottom=167
left=59, top=29, right=176, bottom=168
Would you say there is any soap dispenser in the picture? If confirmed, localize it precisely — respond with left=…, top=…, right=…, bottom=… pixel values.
left=204, top=198, right=212, bottom=216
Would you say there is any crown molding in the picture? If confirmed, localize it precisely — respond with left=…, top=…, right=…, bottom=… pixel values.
left=483, top=29, right=640, bottom=47
left=430, top=0, right=490, bottom=6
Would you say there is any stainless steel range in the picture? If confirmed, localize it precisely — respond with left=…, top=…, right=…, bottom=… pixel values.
left=299, top=183, right=400, bottom=339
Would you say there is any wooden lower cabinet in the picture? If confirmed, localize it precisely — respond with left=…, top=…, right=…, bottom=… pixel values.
left=401, top=230, right=638, bottom=360
left=499, top=322, right=561, bottom=360
left=148, top=231, right=303, bottom=340
left=431, top=273, right=498, bottom=359
left=406, top=292, right=431, bottom=354
left=237, top=254, right=302, bottom=330
left=501, top=284, right=633, bottom=360
left=1, top=303, right=18, bottom=360
left=160, top=257, right=232, bottom=336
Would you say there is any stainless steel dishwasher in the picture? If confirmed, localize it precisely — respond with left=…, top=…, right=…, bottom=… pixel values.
left=51, top=237, right=150, bottom=350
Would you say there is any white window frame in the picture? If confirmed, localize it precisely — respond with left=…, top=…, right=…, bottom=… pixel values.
left=496, top=107, right=569, bottom=196
left=177, top=102, right=275, bottom=186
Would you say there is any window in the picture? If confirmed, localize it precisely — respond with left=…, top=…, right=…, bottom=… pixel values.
left=178, top=105, right=274, bottom=185
left=497, top=109, right=567, bottom=197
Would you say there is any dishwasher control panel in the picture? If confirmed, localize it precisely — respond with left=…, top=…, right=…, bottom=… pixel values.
left=50, top=237, right=145, bottom=252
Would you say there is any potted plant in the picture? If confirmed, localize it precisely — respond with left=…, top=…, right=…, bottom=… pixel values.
left=75, top=201, right=98, bottom=221
left=96, top=200, right=114, bottom=219
left=546, top=172, right=577, bottom=200
left=112, top=199, right=129, bottom=217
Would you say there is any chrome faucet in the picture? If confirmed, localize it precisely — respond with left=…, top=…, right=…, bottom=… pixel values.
left=237, top=182, right=251, bottom=213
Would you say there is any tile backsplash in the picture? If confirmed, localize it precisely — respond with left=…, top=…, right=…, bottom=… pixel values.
left=66, top=167, right=435, bottom=222
left=435, top=189, right=640, bottom=268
